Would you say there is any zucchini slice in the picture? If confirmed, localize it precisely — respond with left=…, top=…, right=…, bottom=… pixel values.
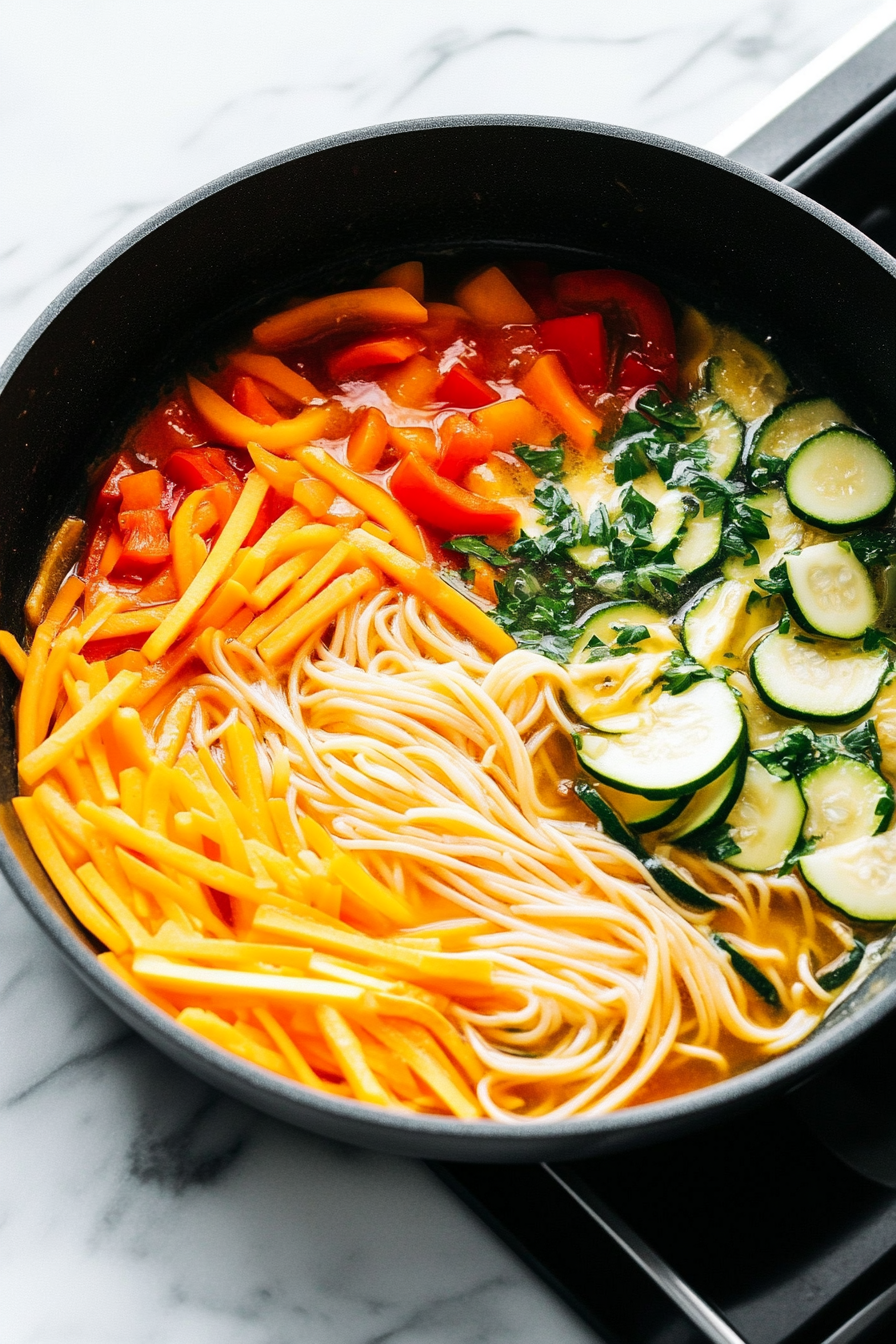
left=785, top=429, right=896, bottom=530
left=682, top=579, right=780, bottom=668
left=575, top=781, right=719, bottom=911
left=711, top=934, right=781, bottom=1006
left=816, top=940, right=865, bottom=992
left=673, top=503, right=723, bottom=574
left=800, top=756, right=894, bottom=849
left=800, top=831, right=896, bottom=921
left=750, top=629, right=888, bottom=723
left=722, top=487, right=819, bottom=582
left=570, top=601, right=670, bottom=662
left=650, top=489, right=688, bottom=551
left=596, top=784, right=688, bottom=834
left=661, top=750, right=747, bottom=842
left=576, top=678, right=745, bottom=798
left=688, top=392, right=743, bottom=479
left=750, top=396, right=850, bottom=465
left=785, top=541, right=878, bottom=640
left=725, top=757, right=806, bottom=871
left=707, top=328, right=788, bottom=422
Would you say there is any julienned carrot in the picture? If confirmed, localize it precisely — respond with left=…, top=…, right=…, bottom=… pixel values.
left=519, top=353, right=604, bottom=449
left=18, top=670, right=143, bottom=786
left=241, top=537, right=359, bottom=649
left=252, top=286, right=428, bottom=350
left=131, top=953, right=367, bottom=1007
left=298, top=447, right=425, bottom=560
left=257, top=568, right=379, bottom=666
left=347, top=527, right=516, bottom=660
left=187, top=376, right=329, bottom=452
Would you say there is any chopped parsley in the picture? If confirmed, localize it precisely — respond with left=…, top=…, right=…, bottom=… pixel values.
left=443, top=536, right=514, bottom=566
left=514, top=437, right=567, bottom=480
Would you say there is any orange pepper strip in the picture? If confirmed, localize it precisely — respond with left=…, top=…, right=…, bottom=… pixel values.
left=187, top=376, right=329, bottom=453
left=454, top=266, right=536, bottom=325
left=257, top=568, right=379, bottom=666
left=347, top=528, right=515, bottom=660
left=389, top=452, right=519, bottom=533
left=519, top=353, right=604, bottom=450
left=471, top=396, right=559, bottom=451
left=252, top=286, right=428, bottom=351
left=247, top=442, right=305, bottom=497
left=346, top=407, right=389, bottom=473
left=387, top=425, right=438, bottom=463
left=298, top=447, right=424, bottom=561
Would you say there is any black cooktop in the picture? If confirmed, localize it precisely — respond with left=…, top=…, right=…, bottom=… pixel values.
left=432, top=24, right=896, bottom=1344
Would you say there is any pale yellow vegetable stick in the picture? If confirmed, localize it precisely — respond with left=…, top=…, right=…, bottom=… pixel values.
left=360, top=1016, right=481, bottom=1119
left=18, top=670, right=142, bottom=787
left=132, top=953, right=367, bottom=1007
left=258, top=568, right=378, bottom=666
left=17, top=576, right=85, bottom=758
left=13, top=798, right=128, bottom=953
left=142, top=471, right=268, bottom=662
left=99, top=951, right=180, bottom=1017
left=35, top=626, right=82, bottom=744
left=370, top=990, right=485, bottom=1084
left=348, top=528, right=516, bottom=660
left=76, top=862, right=148, bottom=948
left=108, top=706, right=155, bottom=772
left=315, top=1005, right=391, bottom=1106
left=298, top=447, right=424, bottom=560
left=118, top=767, right=145, bottom=821
left=228, top=351, right=324, bottom=404
left=178, top=1007, right=293, bottom=1076
left=222, top=720, right=278, bottom=847
left=252, top=1006, right=322, bottom=1087
left=145, top=932, right=313, bottom=973
left=247, top=549, right=323, bottom=613
left=91, top=605, right=174, bottom=639
left=154, top=690, right=197, bottom=766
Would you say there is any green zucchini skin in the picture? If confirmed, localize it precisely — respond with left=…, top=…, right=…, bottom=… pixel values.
left=799, top=830, right=896, bottom=921
left=785, top=429, right=896, bottom=531
left=816, top=940, right=865, bottom=992
left=666, top=749, right=748, bottom=844
left=711, top=934, right=781, bottom=1007
left=688, top=392, right=743, bottom=479
left=749, top=630, right=887, bottom=724
left=749, top=396, right=850, bottom=466
left=800, top=755, right=894, bottom=848
left=783, top=542, right=878, bottom=641
left=575, top=782, right=720, bottom=911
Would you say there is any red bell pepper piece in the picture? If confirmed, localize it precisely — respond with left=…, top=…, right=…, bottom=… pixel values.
left=539, top=313, right=609, bottom=389
left=553, top=269, right=677, bottom=392
left=232, top=375, right=281, bottom=425
left=96, top=451, right=141, bottom=507
left=437, top=414, right=495, bottom=481
left=436, top=364, right=499, bottom=409
left=116, top=508, right=171, bottom=575
left=390, top=452, right=519, bottom=534
left=165, top=447, right=243, bottom=492
left=82, top=634, right=149, bottom=664
left=327, top=335, right=423, bottom=381
left=118, top=469, right=164, bottom=511
left=615, top=354, right=663, bottom=399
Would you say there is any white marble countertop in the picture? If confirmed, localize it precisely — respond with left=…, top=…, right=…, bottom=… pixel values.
left=0, top=3, right=887, bottom=1340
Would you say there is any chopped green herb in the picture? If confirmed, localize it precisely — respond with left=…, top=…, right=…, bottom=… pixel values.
left=756, top=559, right=791, bottom=597
left=863, top=626, right=896, bottom=652
left=658, top=649, right=730, bottom=695
left=701, top=823, right=742, bottom=863
left=780, top=834, right=818, bottom=876
left=444, top=536, right=513, bottom=566
left=749, top=452, right=788, bottom=490
left=843, top=530, right=896, bottom=568
left=514, top=442, right=566, bottom=480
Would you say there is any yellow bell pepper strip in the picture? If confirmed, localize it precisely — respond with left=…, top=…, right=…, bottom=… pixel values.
left=0, top=630, right=27, bottom=680
left=252, top=286, right=428, bottom=351
left=177, top=1008, right=294, bottom=1075
left=187, top=375, right=329, bottom=453
left=357, top=1016, right=481, bottom=1119
left=142, top=470, right=268, bottom=662
left=454, top=266, right=536, bottom=325
left=519, top=353, right=604, bottom=449
left=247, top=442, right=305, bottom=496
left=227, top=351, right=323, bottom=403
left=241, top=537, right=359, bottom=648
left=316, top=1005, right=391, bottom=1106
left=347, top=528, right=515, bottom=661
left=132, top=953, right=368, bottom=1008
left=298, top=447, right=424, bottom=560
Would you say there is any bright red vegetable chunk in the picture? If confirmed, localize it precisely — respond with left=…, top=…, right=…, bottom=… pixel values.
left=328, top=335, right=423, bottom=381
left=436, top=364, right=499, bottom=410
left=437, top=414, right=495, bottom=481
left=118, top=469, right=164, bottom=511
left=615, top=353, right=663, bottom=399
left=390, top=452, right=519, bottom=534
left=166, top=447, right=243, bottom=492
left=539, top=313, right=609, bottom=390
left=553, top=269, right=677, bottom=393
left=116, top=508, right=171, bottom=574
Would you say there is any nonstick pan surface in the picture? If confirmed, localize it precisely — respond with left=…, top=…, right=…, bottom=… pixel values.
left=1, top=116, right=894, bottom=1162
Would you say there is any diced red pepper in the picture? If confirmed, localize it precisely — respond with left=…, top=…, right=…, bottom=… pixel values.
left=390, top=452, right=519, bottom=534
left=129, top=394, right=207, bottom=465
left=327, top=335, right=424, bottom=381
left=96, top=451, right=141, bottom=507
left=116, top=508, right=171, bottom=575
left=232, top=375, right=281, bottom=425
left=437, top=414, right=495, bottom=481
left=82, top=634, right=149, bottom=664
left=81, top=506, right=117, bottom=582
left=539, top=313, right=609, bottom=390
left=615, top=354, right=663, bottom=399
left=165, top=447, right=243, bottom=492
left=436, top=364, right=499, bottom=410
left=119, top=469, right=165, bottom=511
left=553, top=269, right=677, bottom=392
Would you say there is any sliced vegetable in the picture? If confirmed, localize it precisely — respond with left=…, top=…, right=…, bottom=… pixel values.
left=188, top=376, right=329, bottom=453
left=390, top=452, right=519, bottom=534
left=688, top=393, right=743, bottom=479
left=596, top=785, right=688, bottom=833
left=711, top=934, right=781, bottom=1006
left=437, top=365, right=499, bottom=409
left=232, top=375, right=281, bottom=425
left=119, top=470, right=164, bottom=511
left=299, top=447, right=424, bottom=560
left=800, top=756, right=893, bottom=849
left=576, top=677, right=744, bottom=798
left=470, top=396, right=558, bottom=452
left=553, top=269, right=677, bottom=393
left=750, top=628, right=888, bottom=722
left=575, top=781, right=719, bottom=910
left=539, top=313, right=609, bottom=390
left=570, top=601, right=667, bottom=658
left=437, top=414, right=495, bottom=481
left=455, top=267, right=536, bottom=326
left=722, top=488, right=815, bottom=582
left=785, top=541, right=878, bottom=639
left=117, top=509, right=170, bottom=575
left=346, top=406, right=388, bottom=473
left=750, top=396, right=850, bottom=465
left=724, top=757, right=806, bottom=871
left=520, top=354, right=604, bottom=450
left=816, top=941, right=865, bottom=992
left=800, top=831, right=896, bottom=921
left=327, top=335, right=423, bottom=381
left=707, top=328, right=788, bottom=422
left=253, top=287, right=429, bottom=350
left=785, top=429, right=896, bottom=530
left=372, top=260, right=425, bottom=302
left=166, top=447, right=243, bottom=493
left=661, top=751, right=747, bottom=842
left=673, top=503, right=723, bottom=573
left=681, top=578, right=777, bottom=668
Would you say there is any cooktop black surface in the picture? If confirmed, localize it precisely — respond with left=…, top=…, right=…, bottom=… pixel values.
left=432, top=24, right=896, bottom=1344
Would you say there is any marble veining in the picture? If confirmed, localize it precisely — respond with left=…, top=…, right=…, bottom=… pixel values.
left=0, top=3, right=884, bottom=1340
